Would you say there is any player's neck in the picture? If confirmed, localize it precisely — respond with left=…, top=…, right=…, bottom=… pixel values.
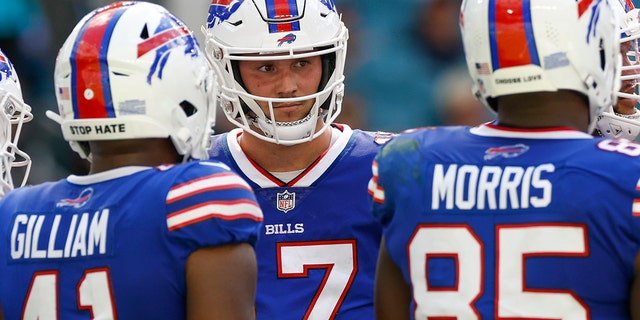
left=238, top=127, right=333, bottom=172
left=88, top=139, right=180, bottom=174
left=495, top=91, right=590, bottom=132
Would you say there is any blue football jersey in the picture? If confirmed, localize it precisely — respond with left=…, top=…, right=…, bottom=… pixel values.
left=0, top=161, right=262, bottom=319
left=209, top=124, right=388, bottom=319
left=369, top=123, right=640, bottom=319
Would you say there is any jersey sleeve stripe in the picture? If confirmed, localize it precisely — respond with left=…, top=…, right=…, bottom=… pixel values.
left=166, top=172, right=253, bottom=204
left=367, top=160, right=385, bottom=203
left=167, top=199, right=263, bottom=231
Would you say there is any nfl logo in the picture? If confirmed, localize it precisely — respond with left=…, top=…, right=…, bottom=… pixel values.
left=277, top=190, right=296, bottom=213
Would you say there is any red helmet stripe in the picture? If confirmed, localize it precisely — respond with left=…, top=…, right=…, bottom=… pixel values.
left=490, top=0, right=539, bottom=69
left=70, top=3, right=129, bottom=119
left=267, top=0, right=300, bottom=33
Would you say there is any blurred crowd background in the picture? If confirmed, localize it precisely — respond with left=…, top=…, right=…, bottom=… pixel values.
left=6, top=0, right=634, bottom=184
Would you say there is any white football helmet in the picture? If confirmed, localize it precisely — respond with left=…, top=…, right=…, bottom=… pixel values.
left=203, top=0, right=348, bottom=145
left=595, top=0, right=640, bottom=139
left=461, top=0, right=621, bottom=133
left=47, top=1, right=216, bottom=161
left=0, top=49, right=32, bottom=197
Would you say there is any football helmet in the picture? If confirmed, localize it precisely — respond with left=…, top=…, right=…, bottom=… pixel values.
left=595, top=0, right=640, bottom=139
left=204, top=0, right=348, bottom=145
left=461, top=0, right=621, bottom=132
left=47, top=1, right=216, bottom=161
left=0, top=49, right=32, bottom=197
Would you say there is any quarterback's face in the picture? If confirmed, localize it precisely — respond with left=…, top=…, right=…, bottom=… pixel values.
left=238, top=55, right=322, bottom=123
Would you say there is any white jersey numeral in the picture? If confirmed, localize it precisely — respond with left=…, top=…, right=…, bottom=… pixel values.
left=23, top=268, right=117, bottom=319
left=278, top=240, right=357, bottom=320
left=409, top=224, right=588, bottom=319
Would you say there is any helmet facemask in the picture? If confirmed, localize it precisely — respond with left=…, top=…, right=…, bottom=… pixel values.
left=0, top=48, right=33, bottom=197
left=0, top=89, right=32, bottom=196
left=205, top=0, right=348, bottom=145
left=595, top=4, right=640, bottom=139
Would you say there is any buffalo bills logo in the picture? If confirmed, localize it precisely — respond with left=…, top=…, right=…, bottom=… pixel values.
left=207, top=0, right=245, bottom=28
left=137, top=14, right=198, bottom=84
left=277, top=33, right=297, bottom=46
left=484, top=144, right=529, bottom=160
left=0, top=53, right=13, bottom=82
left=57, top=187, right=94, bottom=208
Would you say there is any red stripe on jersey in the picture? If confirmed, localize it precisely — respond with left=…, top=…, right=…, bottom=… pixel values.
left=167, top=199, right=263, bottom=231
left=288, top=147, right=329, bottom=186
left=367, top=161, right=385, bottom=204
left=633, top=199, right=640, bottom=216
left=166, top=172, right=253, bottom=204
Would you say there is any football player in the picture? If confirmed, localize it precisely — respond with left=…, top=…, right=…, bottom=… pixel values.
left=370, top=0, right=640, bottom=318
left=596, top=0, right=640, bottom=140
left=0, top=48, right=32, bottom=197
left=204, top=0, right=388, bottom=318
left=0, top=2, right=262, bottom=319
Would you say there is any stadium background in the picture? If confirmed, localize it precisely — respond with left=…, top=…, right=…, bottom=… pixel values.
left=2, top=0, right=637, bottom=184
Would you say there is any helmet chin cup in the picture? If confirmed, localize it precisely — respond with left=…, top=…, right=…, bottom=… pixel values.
left=595, top=105, right=640, bottom=140
left=252, top=110, right=319, bottom=145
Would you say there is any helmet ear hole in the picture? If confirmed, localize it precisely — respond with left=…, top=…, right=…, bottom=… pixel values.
left=319, top=50, right=336, bottom=85
left=319, top=50, right=336, bottom=111
left=599, top=38, right=606, bottom=71
left=179, top=101, right=196, bottom=117
left=230, top=60, right=244, bottom=88
left=230, top=60, right=252, bottom=115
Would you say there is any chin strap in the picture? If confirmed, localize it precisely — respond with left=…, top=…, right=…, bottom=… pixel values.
left=615, top=108, right=640, bottom=120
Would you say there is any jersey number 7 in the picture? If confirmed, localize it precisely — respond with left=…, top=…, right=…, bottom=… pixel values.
left=277, top=240, right=357, bottom=319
